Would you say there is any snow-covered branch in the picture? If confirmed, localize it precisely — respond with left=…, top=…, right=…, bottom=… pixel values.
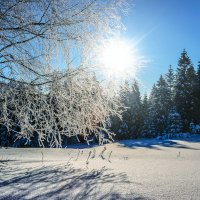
left=0, top=0, right=128, bottom=84
left=0, top=68, right=123, bottom=147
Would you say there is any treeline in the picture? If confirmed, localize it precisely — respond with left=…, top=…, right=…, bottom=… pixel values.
left=1, top=49, right=200, bottom=147
left=112, top=49, right=200, bottom=139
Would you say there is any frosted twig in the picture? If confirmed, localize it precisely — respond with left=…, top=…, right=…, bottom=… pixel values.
left=0, top=69, right=123, bottom=147
left=86, top=151, right=92, bottom=165
left=41, top=151, right=44, bottom=164
left=75, top=149, right=80, bottom=161
left=108, top=151, right=112, bottom=162
left=91, top=149, right=96, bottom=159
left=99, top=146, right=107, bottom=160
left=67, top=156, right=73, bottom=165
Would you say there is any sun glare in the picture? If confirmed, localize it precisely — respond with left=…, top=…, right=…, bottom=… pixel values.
left=98, top=39, right=139, bottom=79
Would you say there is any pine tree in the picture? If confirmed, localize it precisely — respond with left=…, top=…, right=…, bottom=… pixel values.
left=144, top=84, right=158, bottom=137
left=185, top=64, right=197, bottom=123
left=120, top=81, right=132, bottom=138
left=141, top=93, right=156, bottom=137
left=129, top=80, right=143, bottom=138
left=150, top=75, right=171, bottom=134
left=195, top=62, right=200, bottom=124
left=165, top=65, right=175, bottom=108
left=166, top=107, right=183, bottom=134
left=113, top=81, right=132, bottom=139
left=142, top=93, right=149, bottom=119
left=174, top=49, right=193, bottom=130
left=113, top=80, right=143, bottom=139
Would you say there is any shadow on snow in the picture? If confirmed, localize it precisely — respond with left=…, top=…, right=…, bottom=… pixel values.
left=117, top=135, right=200, bottom=150
left=0, top=161, right=150, bottom=200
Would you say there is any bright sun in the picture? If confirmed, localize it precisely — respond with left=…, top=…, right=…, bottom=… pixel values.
left=98, top=39, right=139, bottom=79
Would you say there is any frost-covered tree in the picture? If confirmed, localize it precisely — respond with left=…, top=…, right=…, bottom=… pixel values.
left=165, top=107, right=182, bottom=134
left=114, top=81, right=132, bottom=139
left=0, top=0, right=128, bottom=147
left=0, top=0, right=128, bottom=85
left=0, top=69, right=123, bottom=147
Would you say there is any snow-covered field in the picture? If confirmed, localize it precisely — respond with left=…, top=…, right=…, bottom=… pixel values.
left=1, top=136, right=200, bottom=200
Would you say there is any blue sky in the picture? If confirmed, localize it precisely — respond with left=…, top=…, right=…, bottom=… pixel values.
left=122, top=0, right=200, bottom=94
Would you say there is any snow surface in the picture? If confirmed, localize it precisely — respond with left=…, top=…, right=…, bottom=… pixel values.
left=1, top=136, right=200, bottom=200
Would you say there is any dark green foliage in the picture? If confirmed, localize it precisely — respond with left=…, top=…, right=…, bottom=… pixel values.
left=165, top=65, right=175, bottom=108
left=129, top=81, right=143, bottom=138
left=142, top=84, right=158, bottom=137
left=110, top=81, right=130, bottom=139
left=142, top=93, right=149, bottom=117
left=118, top=81, right=132, bottom=138
left=174, top=50, right=194, bottom=130
left=112, top=80, right=143, bottom=139
left=185, top=64, right=197, bottom=123
left=165, top=107, right=183, bottom=134
left=113, top=49, right=200, bottom=139
left=140, top=93, right=150, bottom=136
left=149, top=75, right=171, bottom=134
left=195, top=62, right=200, bottom=123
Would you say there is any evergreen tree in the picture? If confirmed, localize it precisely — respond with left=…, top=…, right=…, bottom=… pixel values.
left=140, top=93, right=149, bottom=137
left=141, top=93, right=157, bottom=138
left=143, top=84, right=158, bottom=137
left=174, top=49, right=193, bottom=130
left=113, top=81, right=131, bottom=139
left=120, top=81, right=132, bottom=138
left=142, top=93, right=149, bottom=119
left=166, top=107, right=183, bottom=134
left=150, top=75, right=171, bottom=134
left=112, top=49, right=200, bottom=140
left=112, top=80, right=143, bottom=139
left=165, top=65, right=175, bottom=108
left=195, top=62, right=200, bottom=124
left=185, top=64, right=197, bottom=123
left=129, top=80, right=143, bottom=138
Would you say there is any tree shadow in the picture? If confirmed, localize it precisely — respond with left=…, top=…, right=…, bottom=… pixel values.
left=117, top=137, right=200, bottom=150
left=0, top=161, right=150, bottom=200
left=172, top=134, right=200, bottom=143
left=65, top=143, right=97, bottom=149
left=66, top=135, right=200, bottom=151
